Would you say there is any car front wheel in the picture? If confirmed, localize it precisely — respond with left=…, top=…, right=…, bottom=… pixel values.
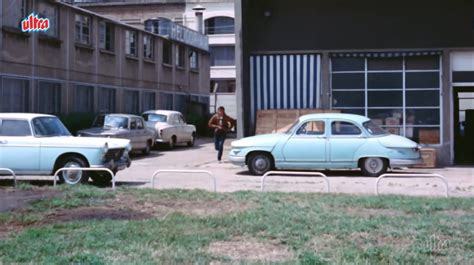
left=57, top=156, right=89, bottom=185
left=361, top=157, right=388, bottom=177
left=248, top=153, right=273, bottom=175
left=187, top=133, right=196, bottom=147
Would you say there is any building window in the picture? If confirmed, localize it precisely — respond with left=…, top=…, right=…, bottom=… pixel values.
left=162, top=40, right=172, bottom=65
left=75, top=14, right=91, bottom=45
left=124, top=90, right=139, bottom=114
left=98, top=87, right=116, bottom=113
left=210, top=79, right=236, bottom=93
left=125, top=30, right=138, bottom=57
left=209, top=45, right=235, bottom=66
left=75, top=85, right=94, bottom=113
left=99, top=21, right=114, bottom=51
left=38, top=81, right=62, bottom=114
left=190, top=50, right=199, bottom=70
left=141, top=92, right=156, bottom=112
left=331, top=55, right=441, bottom=144
left=176, top=45, right=185, bottom=68
left=143, top=35, right=154, bottom=60
left=205, top=17, right=235, bottom=35
left=1, top=78, right=29, bottom=112
left=3, top=0, right=27, bottom=28
left=38, top=1, right=59, bottom=38
left=160, top=92, right=173, bottom=110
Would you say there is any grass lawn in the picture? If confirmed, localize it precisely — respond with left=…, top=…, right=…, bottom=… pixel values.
left=0, top=185, right=473, bottom=264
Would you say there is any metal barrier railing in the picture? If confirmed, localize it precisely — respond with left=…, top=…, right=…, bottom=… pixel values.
left=0, top=168, right=17, bottom=188
left=54, top=168, right=116, bottom=190
left=151, top=169, right=216, bottom=192
left=260, top=171, right=330, bottom=192
left=375, top=173, right=449, bottom=198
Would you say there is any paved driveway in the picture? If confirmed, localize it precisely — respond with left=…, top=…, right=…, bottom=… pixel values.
left=116, top=137, right=474, bottom=197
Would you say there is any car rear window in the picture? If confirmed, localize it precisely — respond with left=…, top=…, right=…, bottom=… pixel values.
left=0, top=119, right=31, bottom=136
left=363, top=120, right=388, bottom=135
left=143, top=114, right=167, bottom=122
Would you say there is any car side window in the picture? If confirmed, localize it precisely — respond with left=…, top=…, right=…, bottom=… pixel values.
left=0, top=119, right=32, bottom=136
left=296, top=121, right=325, bottom=135
left=169, top=115, right=177, bottom=124
left=130, top=119, right=137, bottom=130
left=137, top=119, right=144, bottom=129
left=178, top=115, right=185, bottom=124
left=331, top=121, right=362, bottom=135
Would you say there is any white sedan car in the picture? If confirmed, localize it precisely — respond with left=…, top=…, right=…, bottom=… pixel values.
left=142, top=110, right=196, bottom=149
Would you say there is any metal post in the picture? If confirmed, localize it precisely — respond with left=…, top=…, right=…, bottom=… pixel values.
left=151, top=169, right=216, bottom=192
left=375, top=173, right=449, bottom=198
left=0, top=168, right=17, bottom=188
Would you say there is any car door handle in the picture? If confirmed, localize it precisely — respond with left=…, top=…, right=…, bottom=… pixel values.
left=0, top=140, right=8, bottom=144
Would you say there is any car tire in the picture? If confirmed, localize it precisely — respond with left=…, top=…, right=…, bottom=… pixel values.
left=90, top=172, right=113, bottom=187
left=248, top=153, right=274, bottom=176
left=361, top=157, right=388, bottom=177
left=57, top=156, right=89, bottom=185
left=142, top=141, right=151, bottom=155
left=187, top=133, right=196, bottom=147
left=168, top=136, right=176, bottom=150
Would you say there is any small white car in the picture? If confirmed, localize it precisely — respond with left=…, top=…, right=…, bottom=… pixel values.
left=142, top=110, right=196, bottom=149
left=0, top=113, right=132, bottom=185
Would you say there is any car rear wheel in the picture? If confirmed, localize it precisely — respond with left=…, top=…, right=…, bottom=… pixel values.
left=168, top=136, right=176, bottom=150
left=361, top=157, right=388, bottom=177
left=142, top=141, right=151, bottom=155
left=248, top=153, right=273, bottom=175
left=187, top=133, right=196, bottom=147
left=58, top=156, right=89, bottom=185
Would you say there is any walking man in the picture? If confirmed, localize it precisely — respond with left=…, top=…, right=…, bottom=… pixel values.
left=208, top=106, right=236, bottom=162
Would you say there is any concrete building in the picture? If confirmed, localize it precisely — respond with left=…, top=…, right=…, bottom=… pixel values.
left=236, top=0, right=474, bottom=166
left=1, top=0, right=210, bottom=117
left=73, top=0, right=237, bottom=118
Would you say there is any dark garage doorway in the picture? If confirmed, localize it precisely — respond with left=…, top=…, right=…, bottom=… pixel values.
left=453, top=87, right=474, bottom=165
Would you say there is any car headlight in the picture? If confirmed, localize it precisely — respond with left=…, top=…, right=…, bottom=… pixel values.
left=126, top=144, right=132, bottom=152
left=231, top=148, right=242, bottom=155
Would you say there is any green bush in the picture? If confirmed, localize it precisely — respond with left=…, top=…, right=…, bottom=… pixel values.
left=185, top=112, right=212, bottom=137
left=58, top=113, right=96, bottom=135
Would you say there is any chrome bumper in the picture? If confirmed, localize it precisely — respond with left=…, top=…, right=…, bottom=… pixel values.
left=92, top=157, right=131, bottom=172
left=229, top=155, right=246, bottom=166
left=390, top=158, right=424, bottom=167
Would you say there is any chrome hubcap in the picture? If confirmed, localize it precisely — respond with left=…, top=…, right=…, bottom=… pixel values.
left=365, top=158, right=383, bottom=174
left=254, top=157, right=268, bottom=170
left=62, top=162, right=83, bottom=185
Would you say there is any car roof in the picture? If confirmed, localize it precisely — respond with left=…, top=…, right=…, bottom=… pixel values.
left=299, top=113, right=371, bottom=124
left=0, top=113, right=56, bottom=120
left=99, top=113, right=142, bottom=119
left=142, top=110, right=182, bottom=116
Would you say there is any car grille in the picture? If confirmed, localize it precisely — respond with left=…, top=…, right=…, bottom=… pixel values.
left=104, top=149, right=125, bottom=161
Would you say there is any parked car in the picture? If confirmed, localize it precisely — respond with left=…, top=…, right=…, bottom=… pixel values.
left=77, top=114, right=155, bottom=155
left=229, top=113, right=422, bottom=176
left=142, top=110, right=196, bottom=149
left=0, top=113, right=131, bottom=185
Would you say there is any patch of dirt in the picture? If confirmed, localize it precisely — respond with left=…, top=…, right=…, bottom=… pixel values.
left=343, top=207, right=406, bottom=217
left=208, top=237, right=293, bottom=262
left=46, top=206, right=152, bottom=222
left=0, top=188, right=62, bottom=212
left=115, top=195, right=253, bottom=218
left=348, top=232, right=414, bottom=251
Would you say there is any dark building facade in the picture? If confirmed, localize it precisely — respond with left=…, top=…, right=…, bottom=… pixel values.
left=1, top=0, right=210, bottom=118
left=236, top=0, right=474, bottom=166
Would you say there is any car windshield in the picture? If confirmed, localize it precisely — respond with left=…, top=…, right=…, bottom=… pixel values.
left=363, top=120, right=388, bottom=135
left=143, top=114, right=167, bottom=122
left=93, top=115, right=129, bottom=129
left=33, top=117, right=71, bottom=137
left=285, top=119, right=301, bottom=134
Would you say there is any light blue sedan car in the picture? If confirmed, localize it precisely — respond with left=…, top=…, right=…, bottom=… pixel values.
left=0, top=113, right=132, bottom=185
left=229, top=113, right=422, bottom=176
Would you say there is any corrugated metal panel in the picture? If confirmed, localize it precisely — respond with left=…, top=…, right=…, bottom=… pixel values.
left=250, top=54, right=321, bottom=126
